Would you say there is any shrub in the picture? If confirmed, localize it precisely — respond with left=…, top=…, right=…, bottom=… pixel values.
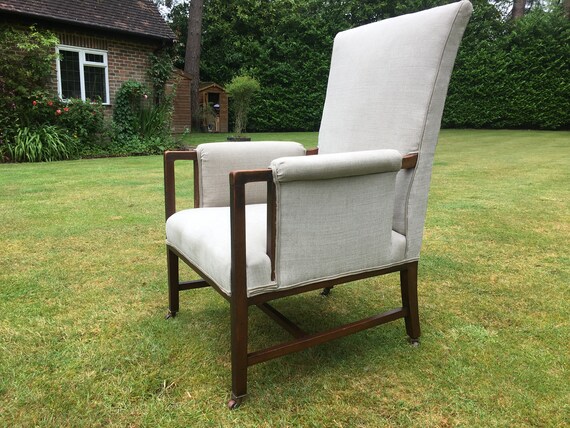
left=443, top=7, right=570, bottom=130
left=3, top=126, right=77, bottom=162
left=0, top=25, right=59, bottom=145
left=112, top=81, right=173, bottom=154
left=56, top=98, right=106, bottom=147
left=225, top=74, right=260, bottom=135
left=0, top=26, right=110, bottom=161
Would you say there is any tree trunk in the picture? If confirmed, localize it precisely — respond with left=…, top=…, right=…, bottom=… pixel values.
left=184, top=0, right=204, bottom=131
left=511, top=0, right=526, bottom=20
left=564, top=0, right=570, bottom=19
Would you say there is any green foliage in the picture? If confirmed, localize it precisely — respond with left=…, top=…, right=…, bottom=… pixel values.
left=0, top=25, right=59, bottom=144
left=444, top=4, right=570, bottom=130
left=0, top=91, right=107, bottom=163
left=148, top=50, right=174, bottom=101
left=170, top=0, right=569, bottom=131
left=0, top=26, right=110, bottom=161
left=225, top=74, right=260, bottom=135
left=112, top=81, right=174, bottom=154
left=0, top=25, right=58, bottom=102
left=57, top=98, right=108, bottom=148
left=3, top=126, right=77, bottom=162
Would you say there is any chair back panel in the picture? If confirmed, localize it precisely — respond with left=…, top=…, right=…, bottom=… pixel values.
left=318, top=1, right=472, bottom=259
left=196, top=141, right=305, bottom=207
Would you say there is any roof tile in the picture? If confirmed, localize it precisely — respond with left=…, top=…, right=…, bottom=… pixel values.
left=0, top=0, right=175, bottom=41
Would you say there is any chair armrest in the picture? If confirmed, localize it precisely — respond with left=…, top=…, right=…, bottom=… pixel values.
left=269, top=149, right=416, bottom=288
left=227, top=150, right=418, bottom=288
left=164, top=150, right=199, bottom=220
left=271, top=149, right=403, bottom=183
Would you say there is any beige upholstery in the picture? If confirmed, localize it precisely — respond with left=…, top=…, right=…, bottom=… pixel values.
left=164, top=1, right=473, bottom=407
left=319, top=1, right=473, bottom=260
left=271, top=150, right=405, bottom=289
left=167, top=204, right=274, bottom=296
left=197, top=141, right=305, bottom=207
left=167, top=150, right=408, bottom=296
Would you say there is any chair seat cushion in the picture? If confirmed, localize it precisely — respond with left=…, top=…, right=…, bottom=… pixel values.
left=166, top=204, right=408, bottom=297
left=166, top=204, right=275, bottom=296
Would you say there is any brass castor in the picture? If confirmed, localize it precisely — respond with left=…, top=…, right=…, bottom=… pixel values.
left=165, top=310, right=177, bottom=319
left=227, top=397, right=243, bottom=410
left=410, top=338, right=420, bottom=347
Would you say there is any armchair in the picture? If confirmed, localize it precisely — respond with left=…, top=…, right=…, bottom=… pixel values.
left=163, top=1, right=472, bottom=408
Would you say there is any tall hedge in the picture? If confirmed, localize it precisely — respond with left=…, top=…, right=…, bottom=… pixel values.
left=171, top=0, right=570, bottom=131
left=444, top=7, right=570, bottom=129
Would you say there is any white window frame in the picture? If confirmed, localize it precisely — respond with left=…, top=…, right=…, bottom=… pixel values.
left=56, top=45, right=110, bottom=105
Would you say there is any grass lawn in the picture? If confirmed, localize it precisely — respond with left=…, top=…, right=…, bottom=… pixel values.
left=1, top=129, right=568, bottom=427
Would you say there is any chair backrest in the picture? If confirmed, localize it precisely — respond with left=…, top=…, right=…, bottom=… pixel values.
left=196, top=141, right=305, bottom=207
left=318, top=1, right=472, bottom=260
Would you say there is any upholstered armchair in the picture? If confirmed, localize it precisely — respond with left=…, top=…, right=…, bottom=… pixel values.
left=163, top=1, right=472, bottom=408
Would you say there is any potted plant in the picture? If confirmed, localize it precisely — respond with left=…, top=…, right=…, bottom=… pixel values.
left=225, top=74, right=260, bottom=141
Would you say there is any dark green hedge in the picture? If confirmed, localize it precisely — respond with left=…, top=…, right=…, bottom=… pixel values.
left=171, top=0, right=570, bottom=131
left=444, top=7, right=570, bottom=130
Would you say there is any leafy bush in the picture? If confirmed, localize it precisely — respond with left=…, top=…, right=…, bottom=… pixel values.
left=0, top=26, right=110, bottom=161
left=112, top=81, right=173, bottom=154
left=3, top=126, right=77, bottom=162
left=57, top=98, right=107, bottom=147
left=225, top=74, right=260, bottom=135
left=0, top=25, right=59, bottom=145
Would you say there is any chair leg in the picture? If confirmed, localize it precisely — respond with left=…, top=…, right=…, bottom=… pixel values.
left=167, top=248, right=179, bottom=318
left=400, top=262, right=420, bottom=344
left=229, top=295, right=248, bottom=409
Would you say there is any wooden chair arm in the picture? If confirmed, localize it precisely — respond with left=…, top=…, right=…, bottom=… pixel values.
left=164, top=150, right=199, bottom=220
left=402, top=152, right=418, bottom=169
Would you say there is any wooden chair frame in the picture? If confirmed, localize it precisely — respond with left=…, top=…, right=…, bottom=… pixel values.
left=164, top=149, right=420, bottom=409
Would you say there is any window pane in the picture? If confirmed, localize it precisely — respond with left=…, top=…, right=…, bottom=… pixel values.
left=85, top=53, right=104, bottom=63
left=60, top=50, right=81, bottom=99
left=84, top=66, right=106, bottom=102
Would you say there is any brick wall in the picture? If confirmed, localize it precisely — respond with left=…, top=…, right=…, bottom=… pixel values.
left=56, top=29, right=160, bottom=113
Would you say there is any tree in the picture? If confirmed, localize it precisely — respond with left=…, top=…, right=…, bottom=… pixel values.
left=184, top=0, right=204, bottom=130
left=512, top=0, right=527, bottom=19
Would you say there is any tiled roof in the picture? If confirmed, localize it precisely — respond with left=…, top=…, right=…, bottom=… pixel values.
left=0, top=0, right=175, bottom=41
left=199, top=82, right=225, bottom=91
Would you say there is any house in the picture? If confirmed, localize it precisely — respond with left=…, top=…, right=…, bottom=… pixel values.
left=0, top=0, right=175, bottom=113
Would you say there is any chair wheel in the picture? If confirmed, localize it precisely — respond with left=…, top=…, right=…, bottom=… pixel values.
left=165, top=310, right=177, bottom=319
left=228, top=398, right=241, bottom=410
